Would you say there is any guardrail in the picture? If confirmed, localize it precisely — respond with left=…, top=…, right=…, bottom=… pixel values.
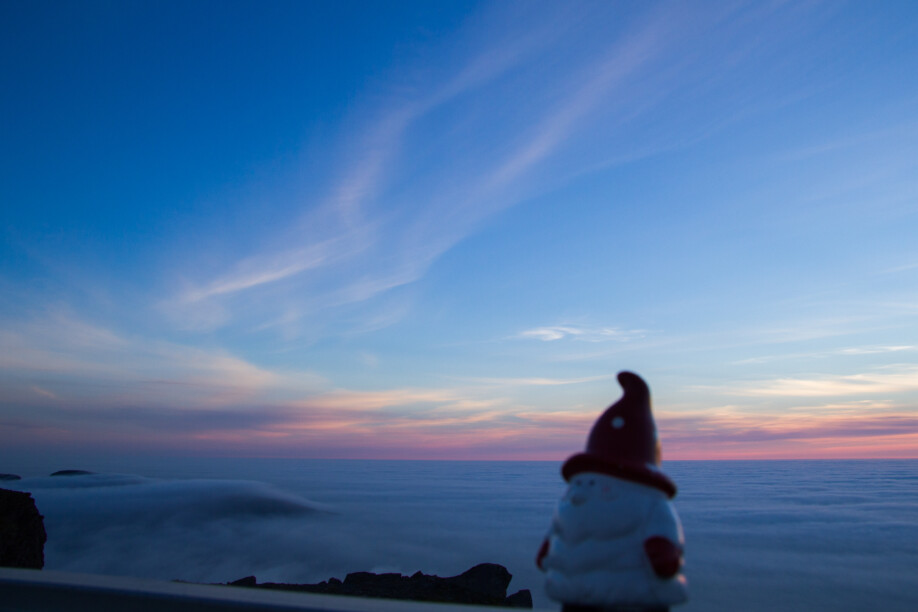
left=0, top=568, right=538, bottom=612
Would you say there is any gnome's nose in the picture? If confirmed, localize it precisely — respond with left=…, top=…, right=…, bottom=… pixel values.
left=570, top=492, right=587, bottom=506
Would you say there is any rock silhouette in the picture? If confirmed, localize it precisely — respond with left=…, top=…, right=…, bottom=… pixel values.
left=0, top=488, right=47, bottom=569
left=227, top=563, right=532, bottom=607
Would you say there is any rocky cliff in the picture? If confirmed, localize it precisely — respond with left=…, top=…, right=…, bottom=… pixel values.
left=0, top=488, right=47, bottom=569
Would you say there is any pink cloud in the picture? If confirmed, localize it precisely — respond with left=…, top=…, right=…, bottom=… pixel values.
left=657, top=411, right=918, bottom=460
left=4, top=383, right=916, bottom=460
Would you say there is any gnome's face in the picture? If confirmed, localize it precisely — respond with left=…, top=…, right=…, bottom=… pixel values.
left=555, top=472, right=659, bottom=545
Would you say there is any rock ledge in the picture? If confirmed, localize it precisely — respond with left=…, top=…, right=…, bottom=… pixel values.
left=0, top=488, right=47, bottom=569
left=227, top=562, right=532, bottom=608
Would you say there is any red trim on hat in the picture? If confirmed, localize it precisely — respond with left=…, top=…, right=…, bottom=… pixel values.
left=562, top=452, right=677, bottom=498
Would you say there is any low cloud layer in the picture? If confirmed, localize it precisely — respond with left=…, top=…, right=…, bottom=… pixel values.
left=7, top=461, right=918, bottom=612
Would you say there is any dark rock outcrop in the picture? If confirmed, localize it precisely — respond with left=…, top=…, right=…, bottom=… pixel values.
left=229, top=576, right=258, bottom=587
left=50, top=470, right=94, bottom=477
left=0, top=474, right=21, bottom=481
left=505, top=589, right=534, bottom=608
left=0, top=488, right=47, bottom=569
left=227, top=563, right=532, bottom=607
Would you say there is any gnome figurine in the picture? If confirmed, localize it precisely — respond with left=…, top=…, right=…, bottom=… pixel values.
left=537, top=372, right=687, bottom=612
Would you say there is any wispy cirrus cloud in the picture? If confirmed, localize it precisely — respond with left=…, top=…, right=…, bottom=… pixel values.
left=884, top=261, right=918, bottom=274
left=733, top=344, right=917, bottom=365
left=461, top=374, right=616, bottom=387
left=0, top=311, right=322, bottom=409
left=179, top=241, right=337, bottom=303
left=713, top=364, right=918, bottom=398
left=516, top=325, right=648, bottom=343
left=836, top=345, right=917, bottom=356
left=484, top=7, right=672, bottom=190
left=165, top=7, right=579, bottom=332
left=775, top=119, right=918, bottom=163
left=164, top=3, right=735, bottom=340
left=30, top=386, right=57, bottom=400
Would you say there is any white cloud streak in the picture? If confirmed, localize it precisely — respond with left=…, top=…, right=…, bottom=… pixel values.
left=718, top=365, right=918, bottom=398
left=484, top=8, right=672, bottom=191
left=0, top=311, right=322, bottom=409
left=734, top=345, right=917, bottom=365
left=517, top=325, right=648, bottom=343
left=461, top=374, right=615, bottom=387
left=180, top=244, right=332, bottom=303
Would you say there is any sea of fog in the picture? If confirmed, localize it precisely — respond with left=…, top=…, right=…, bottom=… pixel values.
left=3, top=458, right=917, bottom=611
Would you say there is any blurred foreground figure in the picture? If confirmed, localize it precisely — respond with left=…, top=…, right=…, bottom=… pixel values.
left=537, top=372, right=687, bottom=612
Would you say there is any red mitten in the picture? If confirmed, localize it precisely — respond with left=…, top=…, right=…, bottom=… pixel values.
left=643, top=536, right=683, bottom=578
left=536, top=539, right=549, bottom=569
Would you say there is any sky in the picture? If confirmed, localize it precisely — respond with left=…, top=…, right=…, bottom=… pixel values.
left=2, top=0, right=917, bottom=463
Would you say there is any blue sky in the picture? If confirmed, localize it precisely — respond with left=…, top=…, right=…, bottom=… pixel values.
left=2, top=0, right=918, bottom=462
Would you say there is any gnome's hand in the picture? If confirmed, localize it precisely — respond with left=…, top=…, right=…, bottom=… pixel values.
left=644, top=536, right=683, bottom=578
left=536, top=539, right=549, bottom=570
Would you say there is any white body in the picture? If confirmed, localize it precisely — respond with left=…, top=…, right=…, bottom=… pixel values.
left=542, top=472, right=688, bottom=607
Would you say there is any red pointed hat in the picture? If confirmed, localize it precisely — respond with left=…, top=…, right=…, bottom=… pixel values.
left=562, top=371, right=677, bottom=498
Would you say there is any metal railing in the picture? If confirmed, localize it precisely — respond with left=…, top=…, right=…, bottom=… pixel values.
left=0, top=568, right=536, bottom=612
